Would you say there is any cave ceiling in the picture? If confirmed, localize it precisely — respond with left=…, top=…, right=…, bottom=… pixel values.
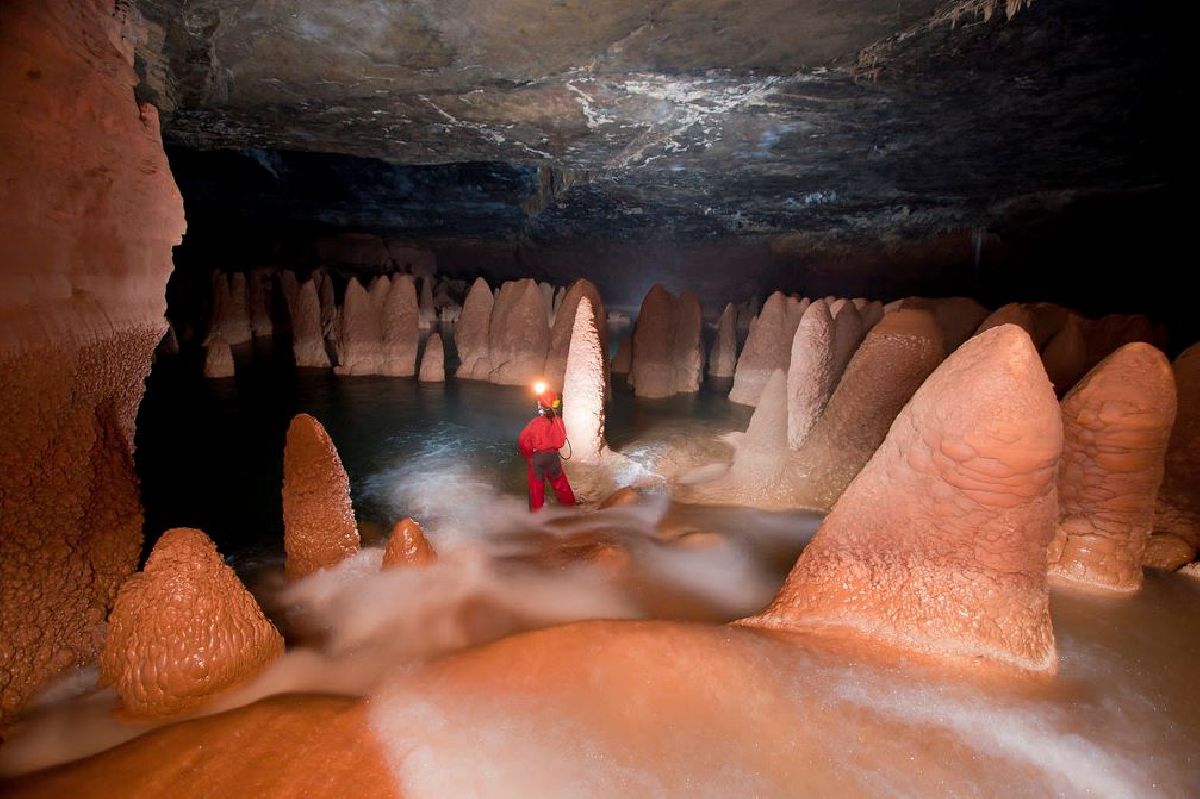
left=133, top=0, right=1173, bottom=244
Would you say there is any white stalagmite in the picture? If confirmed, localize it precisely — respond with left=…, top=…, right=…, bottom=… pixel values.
left=786, top=299, right=836, bottom=449
left=545, top=279, right=607, bottom=388
left=455, top=277, right=494, bottom=379
left=418, top=333, right=446, bottom=383
left=292, top=280, right=330, bottom=367
left=562, top=298, right=607, bottom=462
left=709, top=303, right=738, bottom=378
left=381, top=275, right=419, bottom=376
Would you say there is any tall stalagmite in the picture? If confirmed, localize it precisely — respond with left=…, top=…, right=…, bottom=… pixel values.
left=419, top=333, right=446, bottom=382
left=730, top=369, right=790, bottom=484
left=708, top=303, right=738, bottom=379
left=282, top=414, right=360, bottom=579
left=99, top=528, right=284, bottom=717
left=0, top=0, right=185, bottom=722
left=381, top=275, right=419, bottom=377
left=203, top=336, right=235, bottom=378
left=562, top=298, right=607, bottom=462
left=292, top=280, right=331, bottom=368
left=630, top=284, right=678, bottom=398
left=1151, top=344, right=1200, bottom=562
left=206, top=272, right=251, bottom=346
left=828, top=302, right=864, bottom=387
left=742, top=326, right=1063, bottom=674
left=1048, top=344, right=1176, bottom=592
left=672, top=291, right=703, bottom=393
left=545, top=279, right=607, bottom=388
left=487, top=279, right=550, bottom=385
left=335, top=278, right=385, bottom=376
left=455, top=277, right=494, bottom=379
left=730, top=292, right=798, bottom=406
left=786, top=300, right=836, bottom=449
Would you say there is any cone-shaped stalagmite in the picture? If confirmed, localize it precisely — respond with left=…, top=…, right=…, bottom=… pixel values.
left=419, top=333, right=445, bottom=382
left=630, top=284, right=677, bottom=398
left=545, top=279, right=607, bottom=387
left=788, top=309, right=945, bottom=510
left=828, top=302, right=864, bottom=387
left=456, top=277, right=494, bottom=379
left=1048, top=344, right=1176, bottom=592
left=730, top=369, right=789, bottom=483
left=672, top=291, right=703, bottom=393
left=730, top=292, right=798, bottom=406
left=709, top=303, right=737, bottom=379
left=562, top=298, right=607, bottom=462
left=382, top=518, right=437, bottom=568
left=100, top=528, right=283, bottom=717
left=742, top=326, right=1063, bottom=674
left=1152, top=344, right=1200, bottom=561
left=335, top=278, right=385, bottom=376
left=381, top=275, right=419, bottom=377
left=203, top=336, right=234, bottom=378
left=283, top=414, right=359, bottom=579
left=487, top=279, right=549, bottom=385
left=292, top=280, right=331, bottom=368
left=786, top=300, right=835, bottom=449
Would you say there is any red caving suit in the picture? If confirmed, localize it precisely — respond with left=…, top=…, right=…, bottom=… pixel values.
left=517, top=413, right=577, bottom=511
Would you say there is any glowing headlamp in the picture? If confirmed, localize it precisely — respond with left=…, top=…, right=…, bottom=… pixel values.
left=534, top=381, right=547, bottom=395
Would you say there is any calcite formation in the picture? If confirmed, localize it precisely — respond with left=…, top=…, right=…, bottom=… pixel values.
left=282, top=414, right=360, bottom=579
left=672, top=291, right=704, bottom=393
left=292, top=280, right=331, bottom=368
left=562, top=298, right=608, bottom=462
left=730, top=369, right=789, bottom=484
left=788, top=309, right=946, bottom=510
left=487, top=279, right=550, bottom=385
left=418, top=333, right=446, bottom=382
left=1143, top=534, right=1194, bottom=571
left=630, top=284, right=678, bottom=398
left=743, top=325, right=1063, bottom=674
left=786, top=300, right=836, bottom=449
left=1048, top=344, right=1176, bottom=591
left=709, top=303, right=738, bottom=378
left=455, top=277, right=494, bottom=379
left=334, top=278, right=386, bottom=375
left=99, top=528, right=284, bottom=717
left=1041, top=313, right=1089, bottom=394
left=206, top=272, right=252, bottom=346
left=730, top=292, right=801, bottom=406
left=975, top=303, right=1041, bottom=345
left=545, top=279, right=607, bottom=387
left=828, top=302, right=864, bottom=387
left=418, top=276, right=437, bottom=330
left=203, top=336, right=235, bottom=378
left=1153, top=344, right=1200, bottom=553
left=0, top=0, right=184, bottom=722
left=381, top=275, right=419, bottom=377
left=382, top=518, right=437, bottom=568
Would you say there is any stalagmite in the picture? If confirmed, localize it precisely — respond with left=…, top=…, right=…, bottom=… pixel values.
left=730, top=369, right=789, bottom=484
left=976, top=302, right=1040, bottom=345
left=545, top=279, right=607, bottom=387
left=788, top=309, right=945, bottom=510
left=562, top=298, right=607, bottom=462
left=1041, top=313, right=1089, bottom=394
left=1153, top=344, right=1200, bottom=557
left=99, top=528, right=283, bottom=717
left=786, top=300, right=836, bottom=449
left=630, top=284, right=677, bottom=398
left=203, top=336, right=235, bottom=378
left=206, top=272, right=251, bottom=346
left=730, top=292, right=796, bottom=406
left=903, top=296, right=988, bottom=354
left=292, top=280, right=331, bottom=368
left=282, top=414, right=359, bottom=579
left=455, top=277, right=494, bottom=379
left=382, top=518, right=437, bottom=568
left=860, top=300, right=884, bottom=331
left=334, top=278, right=385, bottom=376
left=539, top=282, right=556, bottom=325
left=418, top=276, right=437, bottom=330
left=380, top=275, right=419, bottom=377
left=1048, top=344, right=1176, bottom=592
left=742, top=325, right=1063, bottom=674
left=672, top=291, right=703, bottom=393
left=828, top=302, right=864, bottom=387
left=708, top=303, right=738, bottom=379
left=419, top=333, right=445, bottom=383
left=248, top=269, right=273, bottom=338
left=487, top=279, right=550, bottom=385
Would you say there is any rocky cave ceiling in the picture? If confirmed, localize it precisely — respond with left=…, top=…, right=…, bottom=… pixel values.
left=132, top=0, right=1173, bottom=245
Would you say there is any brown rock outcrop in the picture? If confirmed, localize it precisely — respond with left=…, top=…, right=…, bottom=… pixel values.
left=455, top=277, right=494, bottom=379
left=562, top=298, right=608, bottom=462
left=381, top=275, right=419, bottom=377
left=418, top=333, right=446, bottom=382
left=786, top=300, right=836, bottom=449
left=730, top=292, right=800, bottom=406
left=487, top=279, right=549, bottom=385
left=282, top=414, right=360, bottom=579
left=292, top=280, right=331, bottom=368
left=203, top=336, right=235, bottom=378
left=382, top=518, right=437, bottom=568
left=1154, top=344, right=1200, bottom=550
left=787, top=309, right=946, bottom=510
left=99, top=528, right=284, bottom=717
left=1048, top=344, right=1176, bottom=591
left=1, top=0, right=185, bottom=722
left=708, top=303, right=738, bottom=379
left=545, top=279, right=607, bottom=387
left=742, top=325, right=1063, bottom=673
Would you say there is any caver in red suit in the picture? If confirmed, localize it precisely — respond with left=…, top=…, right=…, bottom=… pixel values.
left=518, top=389, right=577, bottom=511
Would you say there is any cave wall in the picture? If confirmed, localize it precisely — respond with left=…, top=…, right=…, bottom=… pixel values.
left=0, top=0, right=185, bottom=722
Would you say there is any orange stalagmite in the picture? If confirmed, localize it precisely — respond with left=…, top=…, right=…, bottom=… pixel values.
left=99, top=528, right=283, bottom=718
left=1048, top=343, right=1176, bottom=591
left=382, top=518, right=437, bottom=568
left=283, top=414, right=360, bottom=579
left=742, top=325, right=1064, bottom=673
